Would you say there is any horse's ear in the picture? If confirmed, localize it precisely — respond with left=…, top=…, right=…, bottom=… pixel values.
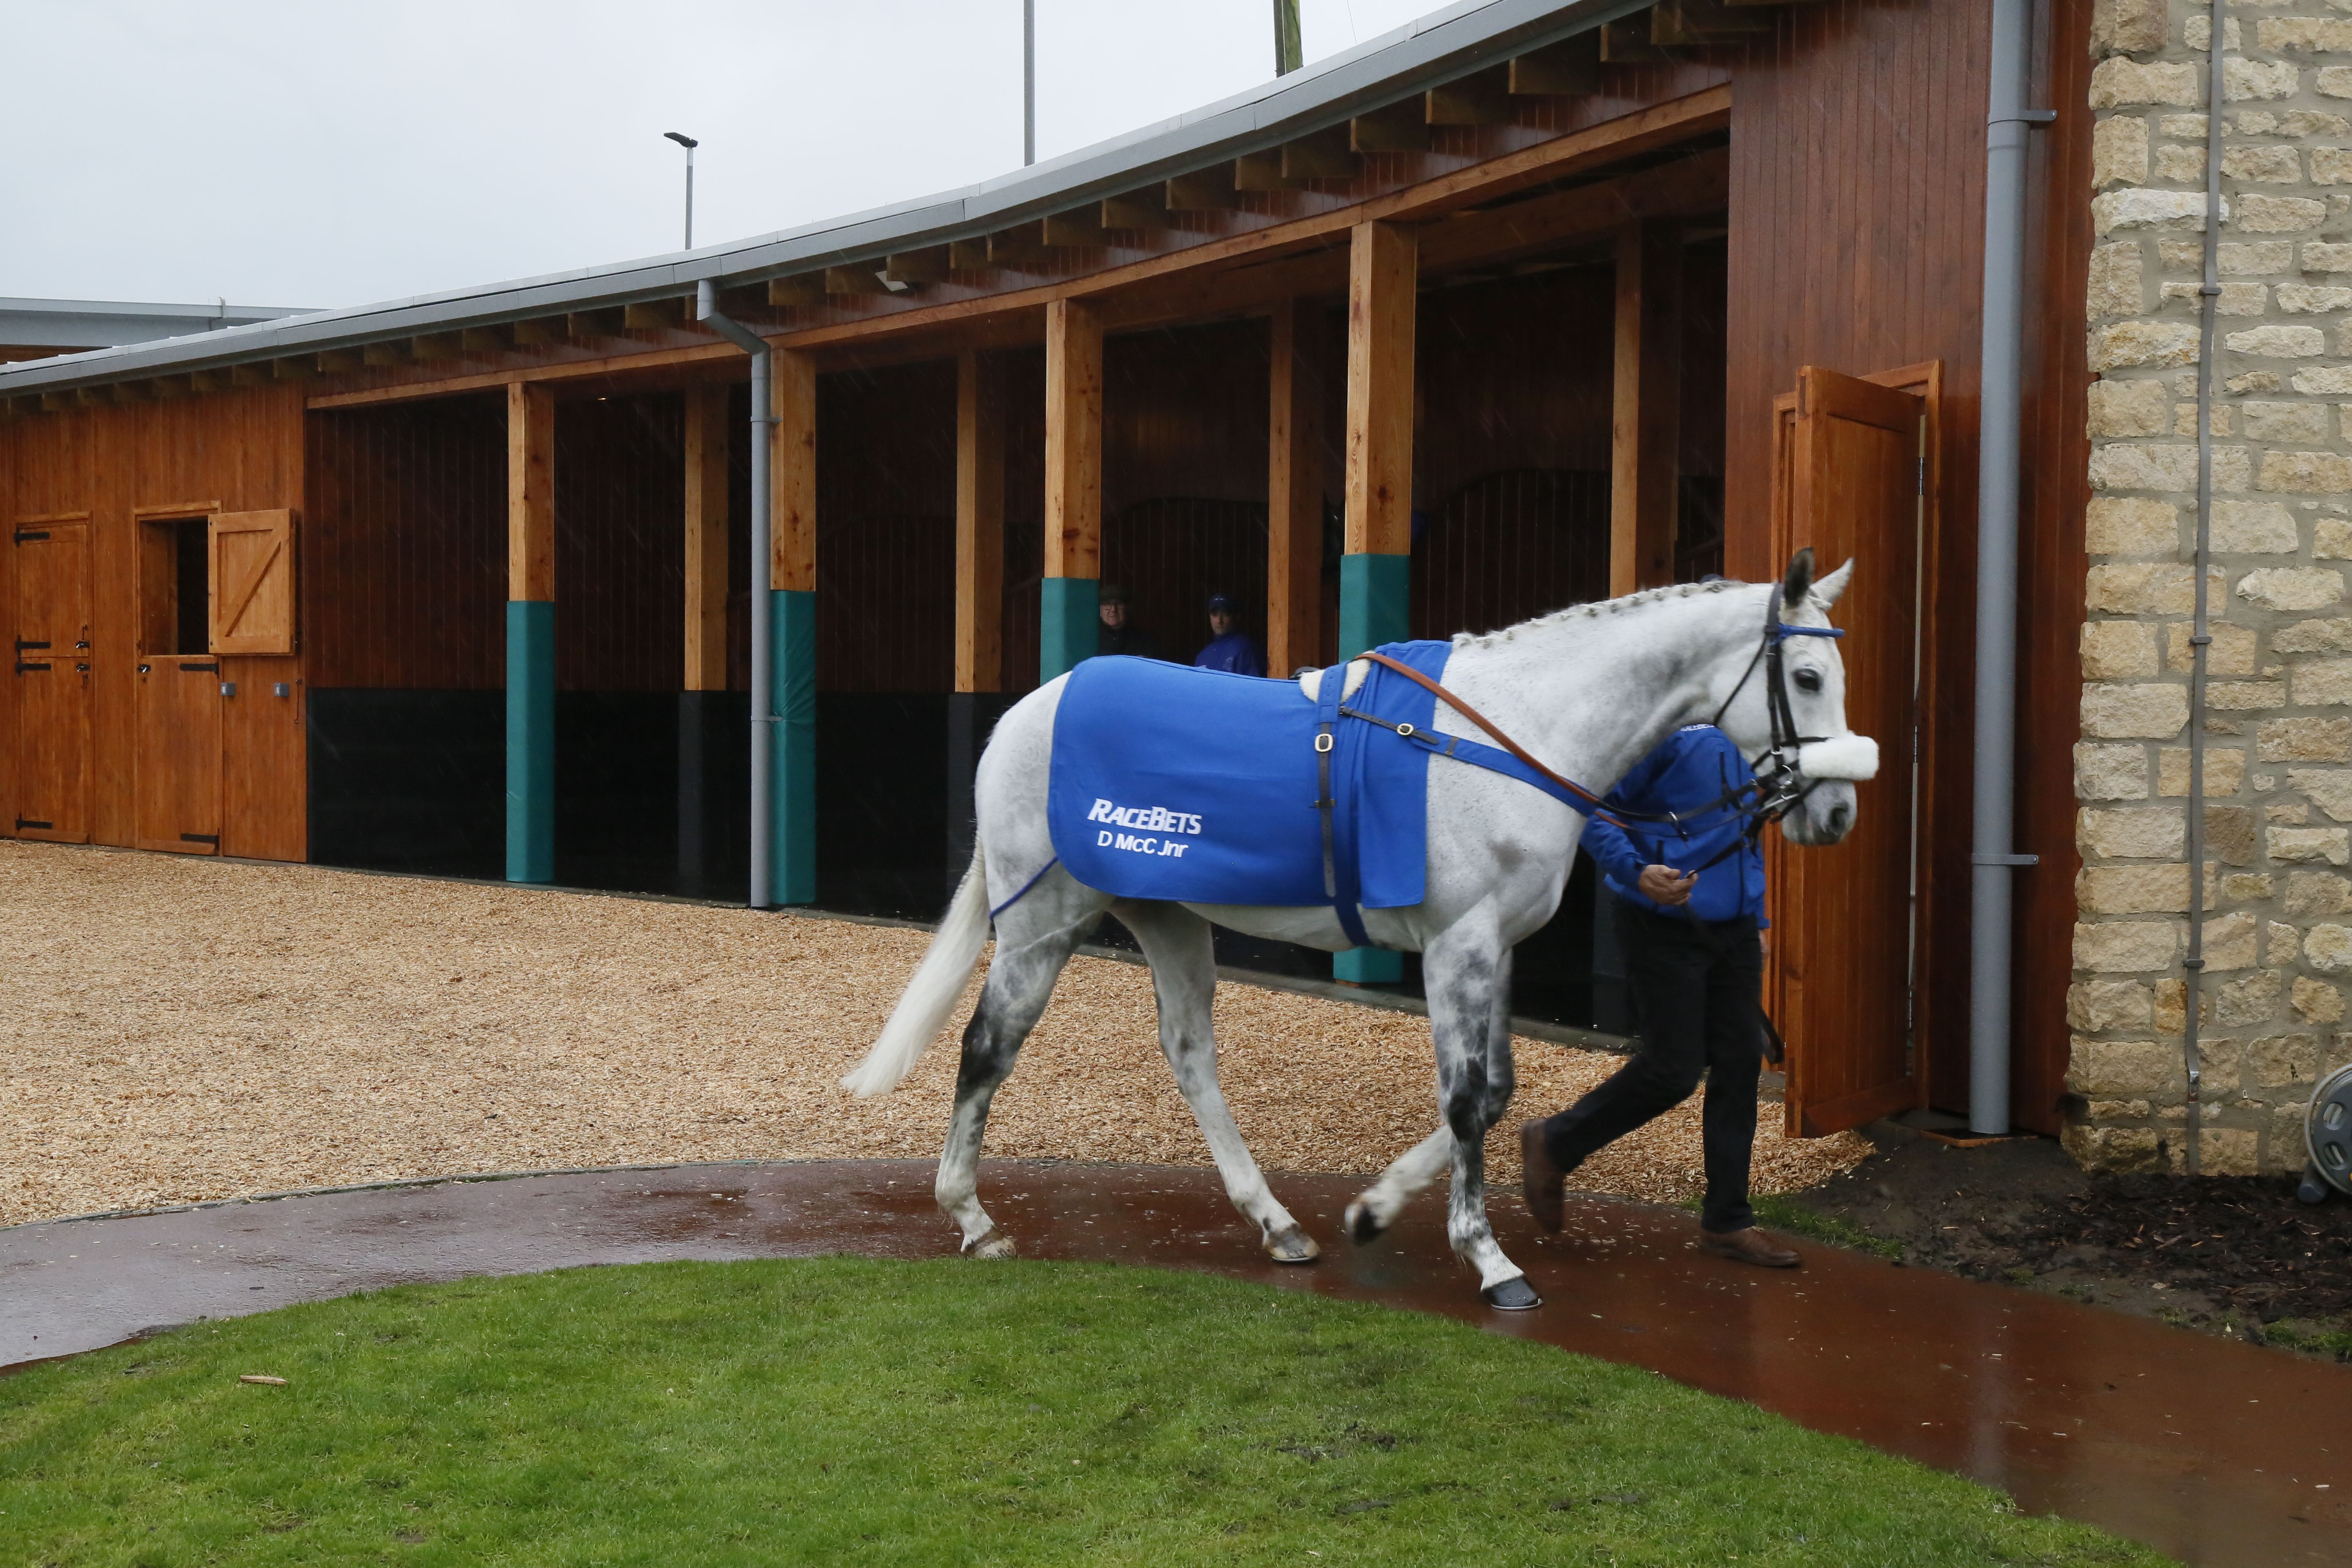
left=1781, top=547, right=1816, bottom=607
left=1811, top=557, right=1855, bottom=608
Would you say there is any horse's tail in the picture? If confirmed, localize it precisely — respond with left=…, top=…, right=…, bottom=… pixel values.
left=840, top=846, right=990, bottom=1097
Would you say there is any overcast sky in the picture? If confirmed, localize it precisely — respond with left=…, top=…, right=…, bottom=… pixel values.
left=2, top=0, right=1443, bottom=311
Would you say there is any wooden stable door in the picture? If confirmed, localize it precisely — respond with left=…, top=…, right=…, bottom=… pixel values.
left=12, top=520, right=93, bottom=842
left=1768, top=365, right=1929, bottom=1137
left=136, top=656, right=223, bottom=853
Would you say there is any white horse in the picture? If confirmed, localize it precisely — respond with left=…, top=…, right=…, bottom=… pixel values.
left=842, top=550, right=1869, bottom=1307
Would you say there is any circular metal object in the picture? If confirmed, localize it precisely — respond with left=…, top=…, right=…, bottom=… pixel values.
left=2305, top=1062, right=2352, bottom=1197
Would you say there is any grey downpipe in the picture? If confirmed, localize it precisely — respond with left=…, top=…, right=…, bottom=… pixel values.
left=1968, top=0, right=2048, bottom=1135
left=697, top=280, right=776, bottom=909
left=2183, top=0, right=2225, bottom=1176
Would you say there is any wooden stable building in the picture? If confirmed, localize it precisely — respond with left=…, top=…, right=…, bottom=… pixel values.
left=0, top=0, right=2094, bottom=1142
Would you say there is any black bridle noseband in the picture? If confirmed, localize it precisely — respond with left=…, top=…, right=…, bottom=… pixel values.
left=1708, top=584, right=1847, bottom=831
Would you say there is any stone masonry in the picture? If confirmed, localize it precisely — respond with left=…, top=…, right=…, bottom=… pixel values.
left=2078, top=0, right=2352, bottom=1173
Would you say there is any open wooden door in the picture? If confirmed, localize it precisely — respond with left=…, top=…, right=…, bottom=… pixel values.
left=1768, top=365, right=1928, bottom=1136
left=12, top=518, right=93, bottom=842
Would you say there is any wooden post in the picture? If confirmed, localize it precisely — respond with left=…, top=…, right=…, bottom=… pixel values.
left=1267, top=298, right=1324, bottom=678
left=955, top=347, right=1005, bottom=693
left=1040, top=297, right=1103, bottom=681
left=681, top=383, right=730, bottom=690
left=1610, top=217, right=1683, bottom=595
left=505, top=379, right=556, bottom=884
left=770, top=348, right=819, bottom=904
left=1336, top=220, right=1416, bottom=984
left=677, top=382, right=730, bottom=893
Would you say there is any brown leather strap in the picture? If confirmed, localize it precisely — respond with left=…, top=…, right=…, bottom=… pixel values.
left=1359, top=650, right=1607, bottom=811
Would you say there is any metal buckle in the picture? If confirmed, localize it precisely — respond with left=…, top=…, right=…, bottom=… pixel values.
left=1315, top=732, right=1334, bottom=753
left=1396, top=722, right=1415, bottom=738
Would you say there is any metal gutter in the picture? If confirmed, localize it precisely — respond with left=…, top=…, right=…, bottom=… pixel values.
left=0, top=0, right=1647, bottom=397
left=1966, top=0, right=2051, bottom=1136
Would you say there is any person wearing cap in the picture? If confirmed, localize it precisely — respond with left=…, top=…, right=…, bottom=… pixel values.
left=1193, top=592, right=1266, bottom=677
left=1095, top=583, right=1157, bottom=659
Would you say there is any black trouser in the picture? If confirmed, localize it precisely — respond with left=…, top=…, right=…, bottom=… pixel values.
left=1541, top=903, right=1764, bottom=1234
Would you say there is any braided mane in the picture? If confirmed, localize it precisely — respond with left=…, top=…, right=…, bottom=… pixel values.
left=1448, top=576, right=1747, bottom=650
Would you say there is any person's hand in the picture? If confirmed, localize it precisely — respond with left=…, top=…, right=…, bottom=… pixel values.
left=1637, top=864, right=1697, bottom=906
left=1759, top=931, right=1772, bottom=963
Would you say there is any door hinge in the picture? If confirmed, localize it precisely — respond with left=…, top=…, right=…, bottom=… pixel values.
left=14, top=639, right=49, bottom=651
left=15, top=661, right=51, bottom=674
left=179, top=833, right=220, bottom=846
left=12, top=530, right=50, bottom=544
left=15, top=818, right=53, bottom=831
left=180, top=662, right=219, bottom=674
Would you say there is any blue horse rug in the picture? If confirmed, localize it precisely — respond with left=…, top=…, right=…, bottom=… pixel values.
left=1047, top=642, right=1454, bottom=922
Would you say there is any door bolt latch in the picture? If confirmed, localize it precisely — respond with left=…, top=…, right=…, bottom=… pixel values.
left=220, top=682, right=236, bottom=697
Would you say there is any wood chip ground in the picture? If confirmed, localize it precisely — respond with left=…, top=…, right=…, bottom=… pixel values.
left=0, top=842, right=1868, bottom=1229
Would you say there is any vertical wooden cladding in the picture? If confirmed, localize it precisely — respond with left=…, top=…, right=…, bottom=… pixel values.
left=956, top=349, right=1006, bottom=693
left=1612, top=217, right=1684, bottom=595
left=682, top=385, right=731, bottom=691
left=553, top=392, right=683, bottom=691
left=772, top=350, right=818, bottom=595
left=1267, top=299, right=1326, bottom=677
left=1045, top=299, right=1105, bottom=581
left=817, top=360, right=956, bottom=692
left=1412, top=470, right=1610, bottom=641
left=508, top=382, right=556, bottom=603
left=1718, top=0, right=2041, bottom=1125
left=304, top=396, right=506, bottom=689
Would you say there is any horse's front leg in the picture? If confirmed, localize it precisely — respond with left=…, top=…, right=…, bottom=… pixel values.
left=1425, top=905, right=1540, bottom=1309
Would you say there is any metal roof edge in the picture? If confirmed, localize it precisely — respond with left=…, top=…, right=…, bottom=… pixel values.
left=0, top=0, right=1644, bottom=396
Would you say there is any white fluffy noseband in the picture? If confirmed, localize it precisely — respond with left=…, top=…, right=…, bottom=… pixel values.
left=1795, top=734, right=1879, bottom=782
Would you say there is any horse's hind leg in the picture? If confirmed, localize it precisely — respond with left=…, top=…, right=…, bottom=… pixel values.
left=935, top=892, right=1098, bottom=1257
left=1116, top=900, right=1318, bottom=1263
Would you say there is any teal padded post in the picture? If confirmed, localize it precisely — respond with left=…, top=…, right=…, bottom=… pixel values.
left=773, top=588, right=817, bottom=905
left=505, top=599, right=555, bottom=884
left=1040, top=575, right=1100, bottom=682
left=1334, top=550, right=1409, bottom=984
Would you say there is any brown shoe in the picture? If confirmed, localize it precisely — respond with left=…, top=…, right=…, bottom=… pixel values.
left=1699, top=1227, right=1800, bottom=1269
left=1519, top=1120, right=1566, bottom=1233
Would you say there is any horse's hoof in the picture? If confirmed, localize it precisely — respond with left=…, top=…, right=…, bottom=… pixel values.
left=1266, top=1224, right=1320, bottom=1264
left=1344, top=1198, right=1388, bottom=1246
left=1482, top=1275, right=1541, bottom=1311
left=963, top=1227, right=1017, bottom=1260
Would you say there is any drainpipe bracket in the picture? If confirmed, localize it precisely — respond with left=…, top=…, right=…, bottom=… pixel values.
left=1972, top=853, right=2040, bottom=866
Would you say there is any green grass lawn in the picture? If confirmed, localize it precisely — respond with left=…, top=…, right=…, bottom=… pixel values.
left=1, top=1257, right=2163, bottom=1567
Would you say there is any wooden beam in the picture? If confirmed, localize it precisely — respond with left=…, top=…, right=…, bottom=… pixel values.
left=150, top=374, right=193, bottom=397
left=1165, top=164, right=1238, bottom=210
left=1043, top=298, right=1103, bottom=581
left=1414, top=143, right=1728, bottom=274
left=623, top=299, right=683, bottom=329
left=989, top=221, right=1051, bottom=267
left=410, top=333, right=462, bottom=362
left=1281, top=125, right=1360, bottom=180
left=229, top=363, right=273, bottom=388
left=511, top=319, right=566, bottom=347
left=361, top=343, right=406, bottom=368
left=1426, top=66, right=1511, bottom=126
left=1351, top=99, right=1430, bottom=153
left=271, top=358, right=315, bottom=383
left=1267, top=298, right=1325, bottom=677
left=567, top=308, right=626, bottom=339
left=823, top=266, right=888, bottom=296
left=682, top=383, right=730, bottom=690
left=461, top=325, right=512, bottom=353
left=771, top=349, right=817, bottom=593
left=1344, top=221, right=1416, bottom=557
left=109, top=381, right=147, bottom=404
left=1235, top=151, right=1305, bottom=192
left=1610, top=217, right=1683, bottom=595
left=1100, top=186, right=1168, bottom=231
left=189, top=371, right=231, bottom=394
left=1601, top=17, right=1676, bottom=61
left=948, top=239, right=992, bottom=270
left=1510, top=33, right=1601, bottom=94
left=1042, top=208, right=1108, bottom=247
left=768, top=275, right=826, bottom=307
left=885, top=246, right=951, bottom=285
left=1653, top=0, right=1773, bottom=42
left=954, top=348, right=1006, bottom=693
left=508, top=380, right=556, bottom=601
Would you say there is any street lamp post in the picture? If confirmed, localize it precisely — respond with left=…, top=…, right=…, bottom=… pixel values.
left=664, top=131, right=699, bottom=249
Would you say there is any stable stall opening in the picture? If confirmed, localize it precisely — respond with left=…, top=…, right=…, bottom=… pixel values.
left=136, top=517, right=211, bottom=655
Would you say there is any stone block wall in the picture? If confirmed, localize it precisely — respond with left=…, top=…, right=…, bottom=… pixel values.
left=2077, top=0, right=2352, bottom=1174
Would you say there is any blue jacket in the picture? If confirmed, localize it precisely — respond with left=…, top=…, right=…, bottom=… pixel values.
left=1580, top=725, right=1767, bottom=925
left=1194, top=631, right=1266, bottom=677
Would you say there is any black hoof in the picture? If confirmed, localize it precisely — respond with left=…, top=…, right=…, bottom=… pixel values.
left=1482, top=1276, right=1541, bottom=1312
left=1346, top=1203, right=1386, bottom=1246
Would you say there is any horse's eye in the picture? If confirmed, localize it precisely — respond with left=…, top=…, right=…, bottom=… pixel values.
left=1793, top=668, right=1823, bottom=694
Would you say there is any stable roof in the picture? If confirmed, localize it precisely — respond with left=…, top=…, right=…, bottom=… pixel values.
left=0, top=0, right=1629, bottom=398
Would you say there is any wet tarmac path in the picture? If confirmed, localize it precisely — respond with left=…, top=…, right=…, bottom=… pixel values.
left=5, top=1158, right=2347, bottom=1566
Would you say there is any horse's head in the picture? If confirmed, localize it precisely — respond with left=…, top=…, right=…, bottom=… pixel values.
left=1704, top=549, right=1871, bottom=848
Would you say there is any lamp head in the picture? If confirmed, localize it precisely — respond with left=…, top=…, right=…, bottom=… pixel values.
left=664, top=131, right=699, bottom=149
